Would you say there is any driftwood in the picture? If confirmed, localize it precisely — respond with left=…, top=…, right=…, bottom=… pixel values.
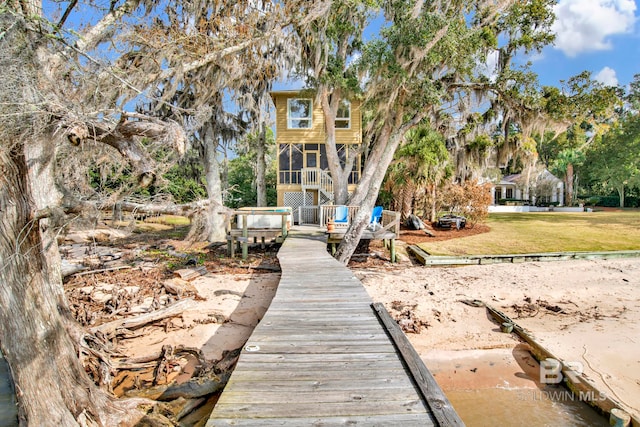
left=173, top=397, right=206, bottom=421
left=123, top=346, right=239, bottom=401
left=73, top=265, right=132, bottom=277
left=163, top=278, right=201, bottom=298
left=173, top=266, right=207, bottom=281
left=91, top=298, right=196, bottom=337
left=61, top=260, right=89, bottom=277
left=126, top=371, right=230, bottom=401
left=112, top=346, right=203, bottom=373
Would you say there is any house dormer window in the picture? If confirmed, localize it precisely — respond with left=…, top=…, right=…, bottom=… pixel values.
left=335, top=100, right=351, bottom=129
left=287, top=98, right=312, bottom=129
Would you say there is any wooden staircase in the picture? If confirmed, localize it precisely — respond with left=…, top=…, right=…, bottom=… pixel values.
left=301, top=168, right=334, bottom=204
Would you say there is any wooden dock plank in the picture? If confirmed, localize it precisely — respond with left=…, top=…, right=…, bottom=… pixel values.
left=210, top=413, right=434, bottom=427
left=218, top=388, right=423, bottom=404
left=226, top=367, right=416, bottom=382
left=211, top=399, right=428, bottom=418
left=206, top=227, right=450, bottom=426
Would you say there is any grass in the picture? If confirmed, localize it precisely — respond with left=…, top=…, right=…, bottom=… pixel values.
left=144, top=215, right=191, bottom=226
left=418, top=210, right=640, bottom=256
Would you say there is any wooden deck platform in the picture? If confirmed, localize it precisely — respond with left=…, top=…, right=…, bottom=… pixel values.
left=207, top=227, right=460, bottom=426
left=327, top=230, right=397, bottom=262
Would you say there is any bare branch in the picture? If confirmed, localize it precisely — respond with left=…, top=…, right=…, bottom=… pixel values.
left=75, top=0, right=141, bottom=52
left=56, top=0, right=77, bottom=30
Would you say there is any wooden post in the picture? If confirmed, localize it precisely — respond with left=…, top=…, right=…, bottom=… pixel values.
left=281, top=213, right=287, bottom=238
left=390, top=238, right=396, bottom=263
left=610, top=408, right=631, bottom=427
left=242, top=214, right=248, bottom=260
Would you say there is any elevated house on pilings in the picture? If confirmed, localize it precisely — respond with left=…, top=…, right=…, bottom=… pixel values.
left=269, top=91, right=363, bottom=224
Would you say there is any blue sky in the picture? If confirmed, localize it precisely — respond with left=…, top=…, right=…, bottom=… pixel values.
left=44, top=0, right=638, bottom=91
left=530, top=0, right=639, bottom=88
left=279, top=0, right=639, bottom=92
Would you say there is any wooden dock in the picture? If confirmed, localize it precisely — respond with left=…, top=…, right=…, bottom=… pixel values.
left=207, top=227, right=461, bottom=426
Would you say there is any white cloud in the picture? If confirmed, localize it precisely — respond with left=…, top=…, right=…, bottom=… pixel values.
left=594, top=66, right=619, bottom=86
left=481, top=50, right=500, bottom=82
left=552, top=0, right=637, bottom=57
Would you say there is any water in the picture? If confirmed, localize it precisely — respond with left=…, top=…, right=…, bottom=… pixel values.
left=446, top=388, right=609, bottom=427
left=427, top=345, right=610, bottom=427
left=0, top=350, right=18, bottom=427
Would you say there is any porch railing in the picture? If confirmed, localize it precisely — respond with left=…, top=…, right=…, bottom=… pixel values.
left=319, top=205, right=401, bottom=235
left=302, top=168, right=333, bottom=201
left=319, top=205, right=360, bottom=227
left=297, top=205, right=319, bottom=225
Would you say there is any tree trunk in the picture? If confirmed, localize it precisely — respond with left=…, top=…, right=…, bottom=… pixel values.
left=188, top=125, right=228, bottom=243
left=400, top=183, right=415, bottom=221
left=255, top=122, right=267, bottom=207
left=0, top=142, right=138, bottom=426
left=429, top=184, right=437, bottom=222
left=319, top=88, right=354, bottom=206
left=565, top=163, right=574, bottom=206
left=335, top=123, right=408, bottom=264
left=617, top=185, right=625, bottom=208
left=335, top=108, right=427, bottom=264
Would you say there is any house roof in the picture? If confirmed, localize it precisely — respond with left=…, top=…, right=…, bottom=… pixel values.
left=269, top=90, right=315, bottom=98
left=496, top=169, right=562, bottom=186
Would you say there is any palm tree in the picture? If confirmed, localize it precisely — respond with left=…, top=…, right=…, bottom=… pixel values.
left=382, top=126, right=452, bottom=221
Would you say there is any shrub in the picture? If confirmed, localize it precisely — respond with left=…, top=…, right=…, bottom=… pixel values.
left=440, top=179, right=492, bottom=227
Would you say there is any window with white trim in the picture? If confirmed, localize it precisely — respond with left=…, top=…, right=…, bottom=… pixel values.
left=335, top=100, right=351, bottom=129
left=287, top=98, right=312, bottom=129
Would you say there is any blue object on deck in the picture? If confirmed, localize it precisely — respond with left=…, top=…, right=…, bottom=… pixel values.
left=370, top=206, right=383, bottom=224
left=334, top=205, right=349, bottom=224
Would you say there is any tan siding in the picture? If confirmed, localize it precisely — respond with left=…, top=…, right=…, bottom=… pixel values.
left=272, top=93, right=361, bottom=146
left=336, top=99, right=361, bottom=145
left=272, top=91, right=363, bottom=205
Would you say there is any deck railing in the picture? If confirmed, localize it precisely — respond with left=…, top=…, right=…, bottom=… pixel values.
left=319, top=205, right=401, bottom=235
left=319, top=205, right=360, bottom=227
left=297, top=205, right=319, bottom=225
left=302, top=168, right=333, bottom=199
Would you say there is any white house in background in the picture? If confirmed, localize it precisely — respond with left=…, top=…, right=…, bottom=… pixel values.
left=491, top=169, right=564, bottom=206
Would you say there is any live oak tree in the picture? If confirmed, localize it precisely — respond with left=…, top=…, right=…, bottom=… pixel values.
left=293, top=0, right=372, bottom=206
left=0, top=1, right=328, bottom=425
left=540, top=73, right=622, bottom=206
left=583, top=116, right=640, bottom=208
left=294, top=0, right=557, bottom=264
left=581, top=75, right=640, bottom=208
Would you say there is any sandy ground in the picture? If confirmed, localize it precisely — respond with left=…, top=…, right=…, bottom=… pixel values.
left=117, top=272, right=280, bottom=362
left=124, top=256, right=640, bottom=424
left=64, top=225, right=638, bottom=425
left=355, top=258, right=640, bottom=424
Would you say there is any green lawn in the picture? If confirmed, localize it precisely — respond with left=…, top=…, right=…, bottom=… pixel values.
left=418, top=211, right=640, bottom=256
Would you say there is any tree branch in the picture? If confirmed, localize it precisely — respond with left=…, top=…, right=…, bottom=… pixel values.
left=56, top=0, right=78, bottom=30
left=75, top=0, right=141, bottom=52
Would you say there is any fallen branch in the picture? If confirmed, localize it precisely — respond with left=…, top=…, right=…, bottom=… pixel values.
left=173, top=266, right=207, bottom=281
left=72, top=265, right=132, bottom=277
left=91, top=298, right=195, bottom=337
left=125, top=371, right=230, bottom=401
left=61, top=260, right=89, bottom=277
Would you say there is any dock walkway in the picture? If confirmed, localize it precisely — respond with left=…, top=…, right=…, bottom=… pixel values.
left=207, top=227, right=455, bottom=426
